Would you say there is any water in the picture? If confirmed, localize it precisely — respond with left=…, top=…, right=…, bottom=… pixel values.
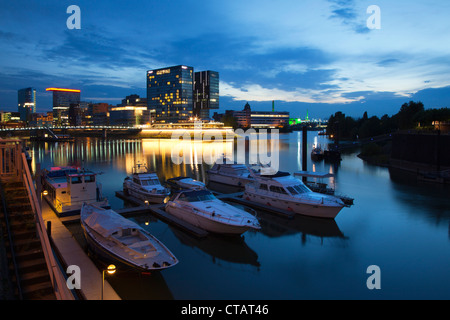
left=28, top=132, right=450, bottom=300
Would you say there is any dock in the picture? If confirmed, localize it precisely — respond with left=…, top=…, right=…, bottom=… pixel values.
left=41, top=200, right=121, bottom=300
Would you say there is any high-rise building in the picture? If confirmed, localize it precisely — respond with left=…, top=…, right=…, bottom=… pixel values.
left=194, top=70, right=219, bottom=120
left=147, top=65, right=194, bottom=123
left=18, top=87, right=36, bottom=122
left=46, top=87, right=81, bottom=126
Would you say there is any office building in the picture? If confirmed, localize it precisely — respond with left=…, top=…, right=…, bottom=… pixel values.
left=193, top=70, right=219, bottom=120
left=46, top=87, right=81, bottom=126
left=218, top=102, right=290, bottom=129
left=18, top=87, right=36, bottom=122
left=147, top=65, right=194, bottom=123
left=110, top=106, right=150, bottom=127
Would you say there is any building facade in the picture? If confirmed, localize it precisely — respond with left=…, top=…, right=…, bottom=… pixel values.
left=147, top=65, right=194, bottom=123
left=109, top=106, right=150, bottom=127
left=193, top=70, right=219, bottom=120
left=18, top=87, right=36, bottom=123
left=46, top=88, right=81, bottom=126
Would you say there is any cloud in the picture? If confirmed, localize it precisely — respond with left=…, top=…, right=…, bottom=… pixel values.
left=220, top=81, right=362, bottom=104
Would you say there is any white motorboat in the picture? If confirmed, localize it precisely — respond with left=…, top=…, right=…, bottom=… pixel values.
left=123, top=165, right=170, bottom=204
left=244, top=171, right=345, bottom=219
left=166, top=176, right=206, bottom=191
left=207, top=161, right=255, bottom=188
left=80, top=203, right=178, bottom=272
left=42, top=166, right=109, bottom=216
left=165, top=189, right=261, bottom=235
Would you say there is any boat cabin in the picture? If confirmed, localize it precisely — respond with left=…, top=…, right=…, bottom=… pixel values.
left=170, top=190, right=216, bottom=202
left=44, top=167, right=101, bottom=210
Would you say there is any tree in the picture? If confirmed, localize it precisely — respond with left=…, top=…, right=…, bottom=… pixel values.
left=397, top=101, right=424, bottom=129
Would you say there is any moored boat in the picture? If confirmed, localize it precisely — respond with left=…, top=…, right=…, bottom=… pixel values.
left=165, top=189, right=261, bottom=235
left=166, top=176, right=206, bottom=191
left=207, top=161, right=255, bottom=188
left=123, top=164, right=170, bottom=203
left=80, top=203, right=178, bottom=272
left=244, top=171, right=345, bottom=219
left=42, top=166, right=109, bottom=216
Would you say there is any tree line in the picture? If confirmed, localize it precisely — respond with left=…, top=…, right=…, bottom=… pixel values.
left=326, top=101, right=450, bottom=141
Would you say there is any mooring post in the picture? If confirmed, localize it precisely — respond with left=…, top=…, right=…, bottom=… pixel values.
left=302, top=126, right=307, bottom=182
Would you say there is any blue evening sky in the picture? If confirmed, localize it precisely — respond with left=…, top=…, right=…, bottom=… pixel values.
left=1, top=0, right=450, bottom=119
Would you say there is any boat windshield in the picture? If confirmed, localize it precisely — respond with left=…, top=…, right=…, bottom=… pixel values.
left=178, top=190, right=216, bottom=202
left=286, top=184, right=311, bottom=195
left=141, top=179, right=161, bottom=186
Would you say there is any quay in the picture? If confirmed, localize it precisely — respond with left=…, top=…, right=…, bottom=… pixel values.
left=0, top=138, right=120, bottom=300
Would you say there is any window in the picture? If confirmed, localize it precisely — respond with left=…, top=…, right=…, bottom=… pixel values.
left=287, top=186, right=298, bottom=195
left=270, top=186, right=288, bottom=194
left=85, top=175, right=95, bottom=183
left=259, top=184, right=268, bottom=191
left=71, top=176, right=82, bottom=184
left=292, top=184, right=310, bottom=194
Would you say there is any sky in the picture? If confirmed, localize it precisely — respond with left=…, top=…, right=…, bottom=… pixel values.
left=1, top=0, right=450, bottom=119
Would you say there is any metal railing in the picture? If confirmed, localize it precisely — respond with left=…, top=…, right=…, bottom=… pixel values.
left=20, top=152, right=76, bottom=300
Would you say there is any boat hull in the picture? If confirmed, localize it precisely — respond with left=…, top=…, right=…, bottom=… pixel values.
left=81, top=215, right=178, bottom=272
left=207, top=172, right=253, bottom=188
left=165, top=204, right=255, bottom=235
left=44, top=195, right=110, bottom=217
left=244, top=191, right=343, bottom=219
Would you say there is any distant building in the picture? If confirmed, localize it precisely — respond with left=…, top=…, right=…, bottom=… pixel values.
left=250, top=110, right=290, bottom=129
left=121, top=94, right=147, bottom=107
left=232, top=102, right=252, bottom=128
left=29, top=112, right=53, bottom=127
left=194, top=70, right=219, bottom=120
left=147, top=65, right=194, bottom=123
left=109, top=106, right=150, bottom=127
left=46, top=87, right=81, bottom=126
left=18, top=87, right=36, bottom=123
left=219, top=102, right=289, bottom=129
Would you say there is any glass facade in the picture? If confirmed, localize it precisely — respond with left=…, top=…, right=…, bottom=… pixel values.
left=46, top=88, right=81, bottom=126
left=18, top=87, right=36, bottom=122
left=194, top=70, right=219, bottom=120
left=147, top=65, right=194, bottom=123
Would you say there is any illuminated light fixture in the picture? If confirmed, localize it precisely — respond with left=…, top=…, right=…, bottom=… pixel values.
left=106, top=264, right=116, bottom=275
left=46, top=88, right=81, bottom=93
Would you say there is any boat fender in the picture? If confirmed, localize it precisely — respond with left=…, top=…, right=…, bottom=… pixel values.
left=267, top=202, right=271, bottom=206
left=287, top=207, right=293, bottom=212
left=246, top=197, right=250, bottom=201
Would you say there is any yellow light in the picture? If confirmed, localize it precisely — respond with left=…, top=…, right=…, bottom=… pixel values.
left=46, top=87, right=81, bottom=93
left=106, top=264, right=116, bottom=275
left=42, top=190, right=48, bottom=196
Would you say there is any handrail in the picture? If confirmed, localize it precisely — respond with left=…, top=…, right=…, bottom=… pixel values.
left=0, top=183, right=23, bottom=300
left=20, top=152, right=76, bottom=300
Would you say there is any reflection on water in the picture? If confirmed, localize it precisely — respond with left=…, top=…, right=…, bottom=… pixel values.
left=28, top=132, right=450, bottom=299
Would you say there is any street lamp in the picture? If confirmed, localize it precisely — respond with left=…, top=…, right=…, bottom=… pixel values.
left=101, top=264, right=116, bottom=300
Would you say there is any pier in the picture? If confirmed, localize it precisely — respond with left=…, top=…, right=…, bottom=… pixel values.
left=0, top=138, right=119, bottom=300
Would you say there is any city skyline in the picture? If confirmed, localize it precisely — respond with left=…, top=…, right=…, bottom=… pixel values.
left=1, top=1, right=450, bottom=119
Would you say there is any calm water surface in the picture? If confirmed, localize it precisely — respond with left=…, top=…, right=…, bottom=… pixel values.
left=28, top=132, right=450, bottom=299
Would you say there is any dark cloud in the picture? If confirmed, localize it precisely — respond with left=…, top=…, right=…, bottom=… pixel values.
left=327, top=0, right=370, bottom=34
